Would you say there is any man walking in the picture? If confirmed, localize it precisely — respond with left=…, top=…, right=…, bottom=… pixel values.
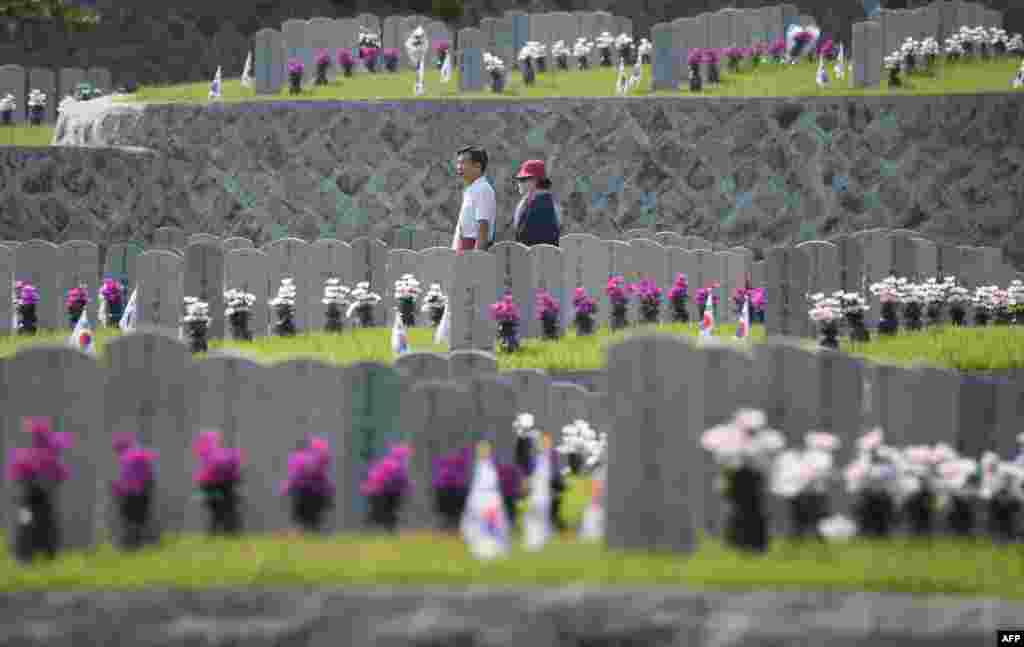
left=452, top=146, right=497, bottom=253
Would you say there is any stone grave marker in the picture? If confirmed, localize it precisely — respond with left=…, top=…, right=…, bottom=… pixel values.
left=0, top=65, right=25, bottom=124
left=184, top=243, right=226, bottom=339
left=59, top=240, right=100, bottom=328
left=134, top=251, right=184, bottom=333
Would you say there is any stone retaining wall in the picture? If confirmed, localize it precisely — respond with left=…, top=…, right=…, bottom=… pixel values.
left=0, top=587, right=1018, bottom=646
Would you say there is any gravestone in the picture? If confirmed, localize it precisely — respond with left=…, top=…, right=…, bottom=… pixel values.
left=764, top=246, right=810, bottom=337
left=224, top=248, right=270, bottom=338
left=253, top=28, right=285, bottom=94
left=629, top=239, right=669, bottom=323
left=450, top=251, right=497, bottom=350
left=0, top=245, right=12, bottom=334
left=2, top=347, right=103, bottom=551
left=457, top=27, right=486, bottom=92
left=103, top=333, right=195, bottom=538
left=559, top=234, right=608, bottom=333
left=308, top=17, right=334, bottom=82
left=350, top=237, right=388, bottom=299
left=529, top=244, right=564, bottom=339
left=503, top=368, right=553, bottom=439
left=780, top=4, right=799, bottom=37
left=193, top=354, right=262, bottom=446
left=795, top=241, right=840, bottom=337
left=492, top=241, right=533, bottom=334
left=153, top=226, right=186, bottom=251
left=576, top=11, right=596, bottom=43
left=184, top=243, right=225, bottom=339
left=57, top=67, right=85, bottom=104
left=449, top=349, right=498, bottom=380
left=15, top=239, right=60, bottom=330
left=548, top=382, right=589, bottom=448
left=650, top=23, right=676, bottom=91
left=760, top=5, right=783, bottom=44
left=383, top=249, right=422, bottom=327
left=492, top=15, right=516, bottom=79
left=853, top=20, right=883, bottom=87
left=606, top=335, right=698, bottom=553
left=188, top=234, right=221, bottom=247
left=382, top=15, right=403, bottom=51
left=419, top=247, right=456, bottom=304
left=394, top=352, right=449, bottom=382
left=27, top=67, right=56, bottom=122
left=462, top=375, right=518, bottom=463
left=282, top=19, right=310, bottom=86
left=0, top=65, right=25, bottom=124
left=134, top=251, right=184, bottom=333
left=85, top=67, right=112, bottom=93
left=336, top=18, right=361, bottom=70
left=309, top=238, right=354, bottom=330
left=398, top=16, right=425, bottom=70
left=479, top=17, right=498, bottom=57
left=403, top=380, right=475, bottom=529
left=262, top=237, right=311, bottom=332
left=59, top=240, right=100, bottom=328
left=103, top=241, right=144, bottom=298
left=709, top=10, right=731, bottom=49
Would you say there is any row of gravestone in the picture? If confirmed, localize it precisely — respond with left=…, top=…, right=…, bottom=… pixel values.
left=604, top=334, right=1024, bottom=553
left=650, top=4, right=815, bottom=90
left=0, top=65, right=112, bottom=124
left=851, top=2, right=1001, bottom=88
left=0, top=333, right=604, bottom=551
left=253, top=10, right=634, bottom=94
left=3, top=329, right=1020, bottom=555
left=1, top=230, right=1018, bottom=343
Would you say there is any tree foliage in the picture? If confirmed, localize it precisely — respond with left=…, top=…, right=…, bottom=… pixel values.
left=0, top=0, right=100, bottom=32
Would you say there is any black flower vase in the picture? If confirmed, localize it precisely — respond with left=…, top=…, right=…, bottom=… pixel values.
left=567, top=453, right=584, bottom=475
left=974, top=310, right=990, bottom=327
left=325, top=303, right=344, bottom=332
left=925, top=303, right=943, bottom=327
left=610, top=304, right=629, bottom=331
left=950, top=305, right=966, bottom=326
left=574, top=313, right=595, bottom=336
left=728, top=58, right=740, bottom=74
left=435, top=487, right=468, bottom=531
left=541, top=313, right=559, bottom=340
left=229, top=312, right=252, bottom=341
left=903, top=303, right=923, bottom=331
left=820, top=322, right=840, bottom=350
left=12, top=484, right=59, bottom=563
left=202, top=483, right=242, bottom=536
left=707, top=63, right=720, bottom=85
left=367, top=492, right=401, bottom=532
left=342, top=63, right=353, bottom=77
left=723, top=466, right=768, bottom=553
left=846, top=312, right=870, bottom=342
left=498, top=320, right=520, bottom=352
left=356, top=306, right=374, bottom=328
left=503, top=494, right=519, bottom=529
left=107, top=300, right=124, bottom=327
left=117, top=485, right=152, bottom=551
left=430, top=306, right=445, bottom=327
left=853, top=489, right=895, bottom=538
left=642, top=53, right=651, bottom=64
left=878, top=302, right=899, bottom=335
left=385, top=57, right=398, bottom=73
left=550, top=473, right=567, bottom=532
left=290, top=490, right=332, bottom=533
left=29, top=106, right=43, bottom=126
left=640, top=304, right=659, bottom=324
left=491, top=72, right=505, bottom=93
left=557, top=54, right=568, bottom=70
left=789, top=491, right=828, bottom=539
left=187, top=321, right=208, bottom=354
left=1, top=110, right=11, bottom=125
left=671, top=299, right=689, bottom=323
left=67, top=304, right=84, bottom=328
left=995, top=309, right=1013, bottom=325
left=315, top=62, right=328, bottom=85
left=514, top=436, right=534, bottom=475
left=436, top=50, right=447, bottom=69
left=599, top=47, right=612, bottom=66
left=399, top=303, right=416, bottom=327
left=577, top=56, right=589, bottom=71
left=904, top=55, right=915, bottom=75
left=903, top=488, right=935, bottom=537
left=987, top=491, right=1019, bottom=542
left=275, top=306, right=296, bottom=336
left=289, top=71, right=302, bottom=94
left=888, top=68, right=901, bottom=87
left=536, top=56, right=546, bottom=73
left=521, top=60, right=535, bottom=85
left=947, top=495, right=975, bottom=537
left=17, top=303, right=37, bottom=335
left=690, top=65, right=702, bottom=91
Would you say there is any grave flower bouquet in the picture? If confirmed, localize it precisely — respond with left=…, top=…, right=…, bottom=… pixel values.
left=381, top=48, right=401, bottom=73
left=361, top=443, right=411, bottom=532
left=315, top=48, right=331, bottom=85
left=394, top=274, right=421, bottom=327
left=1009, top=280, right=1024, bottom=324
left=6, top=417, right=73, bottom=563
left=287, top=58, right=304, bottom=94
left=634, top=278, right=662, bottom=324
left=99, top=278, right=124, bottom=327
left=701, top=409, right=784, bottom=552
left=224, top=288, right=255, bottom=341
left=595, top=32, right=615, bottom=67
left=836, top=290, right=869, bottom=342
left=518, top=42, right=540, bottom=84
left=725, top=46, right=744, bottom=73
left=270, top=277, right=297, bottom=336
left=337, top=49, right=355, bottom=77
left=843, top=428, right=914, bottom=538
left=979, top=448, right=1024, bottom=542
left=484, top=53, right=506, bottom=93
left=899, top=37, right=918, bottom=74
left=110, top=432, right=158, bottom=550
left=668, top=273, right=689, bottom=323
left=807, top=291, right=842, bottom=350
left=572, top=286, right=597, bottom=336
left=573, top=37, right=593, bottom=70
left=552, top=40, right=571, bottom=71
left=933, top=450, right=979, bottom=537
left=434, top=40, right=450, bottom=69
left=771, top=431, right=840, bottom=539
left=358, top=27, right=381, bottom=72
left=749, top=287, right=766, bottom=322
left=513, top=412, right=539, bottom=475
left=360, top=45, right=380, bottom=72
left=918, top=277, right=948, bottom=326
left=971, top=285, right=999, bottom=326
left=884, top=51, right=903, bottom=87
left=638, top=37, right=652, bottom=64
left=945, top=278, right=970, bottom=326
left=182, top=296, right=210, bottom=353
left=694, top=282, right=719, bottom=319
left=919, top=37, right=940, bottom=68
left=346, top=281, right=381, bottom=328
left=614, top=33, right=635, bottom=65
left=280, top=435, right=335, bottom=533
left=26, top=89, right=46, bottom=125
left=870, top=276, right=903, bottom=334
left=732, top=286, right=752, bottom=318
left=557, top=419, right=606, bottom=476
left=816, top=37, right=836, bottom=61
left=533, top=41, right=548, bottom=73
left=899, top=279, right=926, bottom=330
left=689, top=48, right=705, bottom=91
left=433, top=445, right=472, bottom=530
left=1008, top=33, right=1024, bottom=57
left=14, top=281, right=39, bottom=335
left=536, top=288, right=561, bottom=340
left=421, top=282, right=447, bottom=327
left=193, top=429, right=245, bottom=536
left=788, top=28, right=814, bottom=61
left=989, top=286, right=1013, bottom=325
left=989, top=27, right=1009, bottom=56
left=899, top=442, right=964, bottom=537
left=497, top=462, right=526, bottom=527
left=0, top=93, right=15, bottom=125
left=750, top=43, right=766, bottom=68
left=490, top=292, right=521, bottom=352
left=606, top=275, right=632, bottom=330
left=703, top=48, right=721, bottom=85
left=65, top=285, right=88, bottom=328
left=323, top=277, right=350, bottom=332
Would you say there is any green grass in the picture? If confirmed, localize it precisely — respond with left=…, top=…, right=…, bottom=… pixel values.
left=0, top=123, right=55, bottom=146
left=6, top=321, right=1024, bottom=373
left=110, top=57, right=1024, bottom=105
left=1, top=477, right=1022, bottom=597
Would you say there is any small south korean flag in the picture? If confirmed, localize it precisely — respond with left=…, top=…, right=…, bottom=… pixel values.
left=209, top=66, right=222, bottom=100
left=816, top=56, right=829, bottom=89
left=1013, top=60, right=1024, bottom=89
left=68, top=309, right=96, bottom=355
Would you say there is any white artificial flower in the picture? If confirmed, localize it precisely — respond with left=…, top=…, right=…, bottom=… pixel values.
left=733, top=408, right=765, bottom=432
left=394, top=274, right=422, bottom=300
left=345, top=281, right=381, bottom=319
left=806, top=431, right=839, bottom=452
left=484, top=52, right=505, bottom=73
left=573, top=38, right=593, bottom=58
left=595, top=32, right=615, bottom=49
left=513, top=412, right=535, bottom=435
left=420, top=283, right=448, bottom=313
left=182, top=296, right=210, bottom=324
left=858, top=427, right=884, bottom=452
left=637, top=38, right=652, bottom=57
left=223, top=288, right=256, bottom=317
left=268, top=277, right=296, bottom=308
left=819, top=515, right=857, bottom=541
left=0, top=93, right=15, bottom=112
left=27, top=89, right=46, bottom=107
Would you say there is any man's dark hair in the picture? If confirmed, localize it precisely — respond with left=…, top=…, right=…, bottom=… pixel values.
left=457, top=146, right=488, bottom=174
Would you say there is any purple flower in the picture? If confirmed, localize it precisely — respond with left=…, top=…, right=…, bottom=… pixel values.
left=497, top=463, right=524, bottom=501
left=769, top=38, right=787, bottom=57
left=668, top=273, right=688, bottom=301
left=794, top=31, right=812, bottom=44
left=337, top=49, right=354, bottom=67
left=702, top=48, right=721, bottom=65
left=100, top=278, right=123, bottom=305
left=535, top=289, right=560, bottom=320
left=287, top=58, right=305, bottom=75
left=750, top=287, right=766, bottom=309
left=432, top=446, right=473, bottom=491
left=359, top=46, right=379, bottom=61
left=193, top=429, right=245, bottom=487
left=725, top=47, right=744, bottom=62
left=381, top=48, right=400, bottom=66
left=490, top=293, right=521, bottom=324
left=315, top=48, right=331, bottom=66
left=695, top=283, right=721, bottom=307
left=572, top=287, right=597, bottom=316
left=606, top=275, right=632, bottom=306
left=688, top=48, right=703, bottom=66
left=5, top=417, right=73, bottom=485
left=65, top=286, right=88, bottom=310
left=16, top=282, right=39, bottom=305
left=633, top=278, right=663, bottom=306
left=111, top=433, right=158, bottom=497
left=361, top=443, right=411, bottom=497
left=434, top=40, right=450, bottom=54
left=281, top=435, right=335, bottom=498
left=817, top=37, right=835, bottom=58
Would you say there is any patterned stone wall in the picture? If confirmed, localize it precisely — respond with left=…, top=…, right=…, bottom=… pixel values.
left=5, top=93, right=1024, bottom=265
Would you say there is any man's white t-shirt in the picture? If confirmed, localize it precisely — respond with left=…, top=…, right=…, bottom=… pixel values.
left=458, top=176, right=497, bottom=246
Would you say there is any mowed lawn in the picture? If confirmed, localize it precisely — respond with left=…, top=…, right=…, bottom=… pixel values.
left=3, top=321, right=1024, bottom=373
